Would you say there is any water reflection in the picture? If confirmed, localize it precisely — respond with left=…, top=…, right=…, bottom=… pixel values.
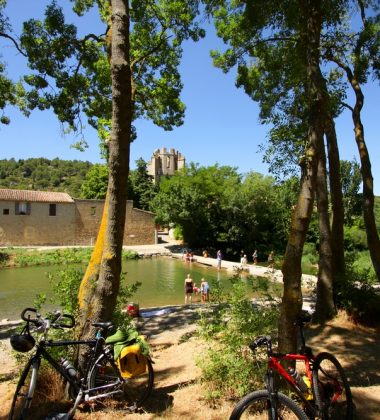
left=0, top=257, right=232, bottom=320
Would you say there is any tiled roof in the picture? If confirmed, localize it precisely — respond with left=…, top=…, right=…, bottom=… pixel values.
left=0, top=189, right=74, bottom=203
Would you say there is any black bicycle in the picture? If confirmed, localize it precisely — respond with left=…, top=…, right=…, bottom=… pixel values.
left=9, top=308, right=154, bottom=419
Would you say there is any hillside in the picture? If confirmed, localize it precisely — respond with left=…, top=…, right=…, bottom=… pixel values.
left=0, top=158, right=93, bottom=198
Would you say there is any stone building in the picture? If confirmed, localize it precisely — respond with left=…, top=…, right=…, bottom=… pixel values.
left=147, top=147, right=185, bottom=184
left=0, top=189, right=156, bottom=246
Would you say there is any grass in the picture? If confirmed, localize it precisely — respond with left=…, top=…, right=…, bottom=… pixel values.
left=0, top=247, right=140, bottom=268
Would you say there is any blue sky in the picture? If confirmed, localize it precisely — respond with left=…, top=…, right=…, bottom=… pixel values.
left=1, top=1, right=379, bottom=195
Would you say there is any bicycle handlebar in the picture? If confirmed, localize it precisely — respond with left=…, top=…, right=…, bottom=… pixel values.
left=20, top=308, right=75, bottom=330
left=249, top=335, right=272, bottom=353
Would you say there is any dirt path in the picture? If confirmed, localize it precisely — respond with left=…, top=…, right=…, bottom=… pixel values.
left=1, top=307, right=379, bottom=419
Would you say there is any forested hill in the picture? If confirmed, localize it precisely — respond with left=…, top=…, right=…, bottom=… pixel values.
left=0, top=158, right=93, bottom=198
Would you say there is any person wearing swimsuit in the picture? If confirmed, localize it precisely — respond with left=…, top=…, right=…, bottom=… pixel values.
left=184, top=273, right=194, bottom=304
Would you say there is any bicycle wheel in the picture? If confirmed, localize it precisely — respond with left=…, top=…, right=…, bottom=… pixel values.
left=9, top=357, right=39, bottom=420
left=88, top=353, right=154, bottom=410
left=229, top=389, right=309, bottom=420
left=312, top=352, right=353, bottom=419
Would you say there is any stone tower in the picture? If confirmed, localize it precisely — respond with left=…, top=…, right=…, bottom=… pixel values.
left=147, top=147, right=185, bottom=184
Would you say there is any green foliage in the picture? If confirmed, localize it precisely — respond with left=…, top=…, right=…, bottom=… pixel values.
left=17, top=0, right=204, bottom=144
left=11, top=248, right=93, bottom=267
left=123, top=250, right=139, bottom=260
left=80, top=163, right=108, bottom=199
left=0, top=158, right=93, bottom=197
left=151, top=164, right=293, bottom=255
left=340, top=160, right=362, bottom=224
left=301, top=242, right=319, bottom=275
left=335, top=252, right=379, bottom=326
left=173, top=225, right=183, bottom=240
left=0, top=247, right=140, bottom=268
left=0, top=250, right=9, bottom=266
left=344, top=222, right=368, bottom=251
left=197, top=275, right=279, bottom=400
left=30, top=262, right=141, bottom=361
left=128, top=158, right=157, bottom=211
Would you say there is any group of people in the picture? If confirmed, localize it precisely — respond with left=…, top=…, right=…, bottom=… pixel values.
left=239, top=249, right=275, bottom=269
left=184, top=274, right=210, bottom=304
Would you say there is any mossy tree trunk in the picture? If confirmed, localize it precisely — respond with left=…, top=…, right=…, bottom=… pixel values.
left=77, top=0, right=132, bottom=368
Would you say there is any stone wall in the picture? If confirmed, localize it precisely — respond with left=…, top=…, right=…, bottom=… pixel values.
left=124, top=205, right=157, bottom=245
left=0, top=199, right=156, bottom=246
left=0, top=201, right=76, bottom=246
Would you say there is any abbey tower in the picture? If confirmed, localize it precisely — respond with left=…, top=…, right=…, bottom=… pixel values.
left=147, top=147, right=185, bottom=184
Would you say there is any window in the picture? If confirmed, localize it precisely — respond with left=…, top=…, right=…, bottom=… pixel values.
left=15, top=202, right=31, bottom=215
left=90, top=206, right=96, bottom=216
left=3, top=209, right=9, bottom=215
left=49, top=204, right=57, bottom=216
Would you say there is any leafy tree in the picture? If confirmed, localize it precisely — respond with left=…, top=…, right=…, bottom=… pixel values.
left=204, top=0, right=358, bottom=344
left=322, top=0, right=380, bottom=279
left=152, top=163, right=242, bottom=248
left=80, top=163, right=108, bottom=199
left=15, top=0, right=204, bottom=360
left=152, top=164, right=297, bottom=257
left=128, top=158, right=157, bottom=211
left=0, top=1, right=28, bottom=125
left=340, top=159, right=362, bottom=224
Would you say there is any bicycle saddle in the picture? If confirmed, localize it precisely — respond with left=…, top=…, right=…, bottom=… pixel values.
left=92, top=321, right=113, bottom=330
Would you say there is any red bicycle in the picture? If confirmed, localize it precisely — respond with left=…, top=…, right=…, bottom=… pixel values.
left=230, top=314, right=353, bottom=419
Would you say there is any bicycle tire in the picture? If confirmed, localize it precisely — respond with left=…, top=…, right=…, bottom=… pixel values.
left=88, top=352, right=154, bottom=410
left=229, top=389, right=309, bottom=420
left=9, top=357, right=39, bottom=420
left=312, top=352, right=353, bottom=419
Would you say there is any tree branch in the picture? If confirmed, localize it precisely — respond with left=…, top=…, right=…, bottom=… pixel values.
left=0, top=32, right=26, bottom=56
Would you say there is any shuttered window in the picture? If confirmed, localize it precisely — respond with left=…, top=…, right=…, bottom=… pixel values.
left=15, top=202, right=31, bottom=215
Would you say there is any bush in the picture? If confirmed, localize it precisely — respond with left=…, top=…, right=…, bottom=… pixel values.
left=28, top=265, right=142, bottom=363
left=197, top=275, right=279, bottom=401
left=344, top=224, right=368, bottom=251
left=335, top=252, right=380, bottom=326
left=173, top=225, right=183, bottom=241
left=301, top=242, right=318, bottom=275
left=0, top=250, right=10, bottom=266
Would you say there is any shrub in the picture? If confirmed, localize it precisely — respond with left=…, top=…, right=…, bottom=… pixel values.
left=335, top=252, right=380, bottom=326
left=197, top=275, right=279, bottom=401
left=301, top=242, right=318, bottom=275
left=28, top=265, right=141, bottom=363
left=0, top=250, right=10, bottom=266
left=344, top=224, right=368, bottom=251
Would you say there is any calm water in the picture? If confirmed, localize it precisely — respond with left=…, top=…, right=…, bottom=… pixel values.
left=0, top=257, right=232, bottom=320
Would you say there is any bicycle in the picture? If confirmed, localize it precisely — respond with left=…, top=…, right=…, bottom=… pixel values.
left=230, top=314, right=353, bottom=419
left=9, top=307, right=154, bottom=419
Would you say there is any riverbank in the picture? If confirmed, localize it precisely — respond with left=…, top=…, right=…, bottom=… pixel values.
left=1, top=306, right=379, bottom=419
left=0, top=234, right=317, bottom=324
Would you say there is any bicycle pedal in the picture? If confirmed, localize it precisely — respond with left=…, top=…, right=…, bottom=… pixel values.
left=125, top=404, right=138, bottom=413
left=44, top=413, right=69, bottom=420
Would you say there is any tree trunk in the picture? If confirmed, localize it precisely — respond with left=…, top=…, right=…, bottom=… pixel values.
left=325, top=116, right=345, bottom=280
left=279, top=0, right=324, bottom=354
left=77, top=0, right=132, bottom=368
left=349, top=75, right=380, bottom=280
left=314, top=135, right=336, bottom=323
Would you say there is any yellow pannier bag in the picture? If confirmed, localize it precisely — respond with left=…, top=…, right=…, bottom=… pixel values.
left=117, top=342, right=147, bottom=378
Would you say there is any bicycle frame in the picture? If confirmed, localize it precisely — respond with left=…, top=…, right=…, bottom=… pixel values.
left=24, top=335, right=125, bottom=415
left=267, top=352, right=317, bottom=416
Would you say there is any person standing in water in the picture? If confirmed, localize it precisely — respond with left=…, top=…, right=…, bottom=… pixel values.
left=184, top=273, right=194, bottom=304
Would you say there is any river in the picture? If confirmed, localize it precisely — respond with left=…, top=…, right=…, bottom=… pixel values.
left=0, top=257, right=233, bottom=320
